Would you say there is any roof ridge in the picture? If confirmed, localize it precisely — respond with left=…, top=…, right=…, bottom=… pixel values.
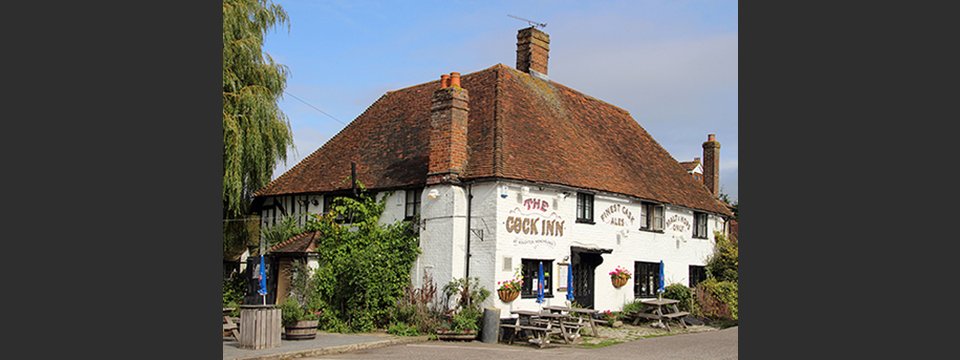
left=268, top=230, right=320, bottom=252
left=493, top=64, right=505, bottom=177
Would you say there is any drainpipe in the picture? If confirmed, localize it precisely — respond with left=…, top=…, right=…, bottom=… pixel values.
left=465, top=184, right=473, bottom=279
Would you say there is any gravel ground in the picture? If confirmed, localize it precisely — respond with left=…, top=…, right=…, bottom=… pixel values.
left=557, top=320, right=719, bottom=347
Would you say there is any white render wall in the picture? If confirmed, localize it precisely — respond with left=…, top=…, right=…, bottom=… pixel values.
left=482, top=180, right=720, bottom=313
left=260, top=180, right=723, bottom=314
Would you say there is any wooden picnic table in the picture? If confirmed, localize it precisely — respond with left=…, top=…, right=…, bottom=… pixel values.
left=500, top=310, right=562, bottom=348
left=223, top=307, right=240, bottom=340
left=628, top=298, right=689, bottom=331
left=543, top=305, right=602, bottom=337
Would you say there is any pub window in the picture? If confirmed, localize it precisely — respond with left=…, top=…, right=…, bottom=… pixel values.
left=693, top=212, right=708, bottom=239
left=576, top=193, right=594, bottom=224
left=689, top=265, right=707, bottom=288
left=634, top=261, right=660, bottom=298
left=640, top=203, right=664, bottom=232
left=405, top=188, right=423, bottom=220
left=520, top=259, right=553, bottom=298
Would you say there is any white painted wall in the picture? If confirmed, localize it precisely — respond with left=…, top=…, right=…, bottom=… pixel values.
left=483, top=180, right=720, bottom=313
left=259, top=180, right=725, bottom=315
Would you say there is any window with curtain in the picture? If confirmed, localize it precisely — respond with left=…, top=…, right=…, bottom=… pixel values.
left=693, top=212, right=708, bottom=239
left=640, top=203, right=664, bottom=232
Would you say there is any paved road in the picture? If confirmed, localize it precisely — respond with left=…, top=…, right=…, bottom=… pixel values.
left=307, top=326, right=738, bottom=360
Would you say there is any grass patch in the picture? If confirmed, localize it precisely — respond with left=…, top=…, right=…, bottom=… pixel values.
left=578, top=339, right=625, bottom=349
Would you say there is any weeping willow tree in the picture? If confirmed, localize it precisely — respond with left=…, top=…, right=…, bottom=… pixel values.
left=223, top=0, right=294, bottom=257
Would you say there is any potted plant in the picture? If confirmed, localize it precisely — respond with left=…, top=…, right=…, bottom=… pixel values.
left=609, top=266, right=632, bottom=288
left=278, top=260, right=321, bottom=340
left=497, top=266, right=523, bottom=302
left=278, top=297, right=321, bottom=340
left=437, top=277, right=489, bottom=340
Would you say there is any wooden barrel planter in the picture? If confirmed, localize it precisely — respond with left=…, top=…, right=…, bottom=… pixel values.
left=284, top=319, right=319, bottom=340
left=611, top=277, right=629, bottom=288
left=498, top=290, right=519, bottom=302
left=239, top=307, right=281, bottom=349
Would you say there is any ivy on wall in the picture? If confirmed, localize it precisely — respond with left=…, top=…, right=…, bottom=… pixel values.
left=304, top=188, right=421, bottom=332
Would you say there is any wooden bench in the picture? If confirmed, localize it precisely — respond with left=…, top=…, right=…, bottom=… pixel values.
left=501, top=324, right=559, bottom=348
left=661, top=311, right=690, bottom=330
left=628, top=308, right=690, bottom=331
left=223, top=308, right=240, bottom=341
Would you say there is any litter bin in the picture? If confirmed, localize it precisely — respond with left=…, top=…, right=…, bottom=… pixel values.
left=480, top=307, right=500, bottom=343
left=239, top=305, right=281, bottom=349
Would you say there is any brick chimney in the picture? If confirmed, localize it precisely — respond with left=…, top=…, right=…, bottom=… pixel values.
left=427, top=72, right=469, bottom=184
left=516, top=27, right=550, bottom=76
left=702, top=134, right=721, bottom=198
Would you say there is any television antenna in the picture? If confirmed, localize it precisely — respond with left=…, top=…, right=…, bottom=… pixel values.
left=508, top=14, right=546, bottom=29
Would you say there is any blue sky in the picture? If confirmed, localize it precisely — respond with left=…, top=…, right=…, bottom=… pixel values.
left=261, top=0, right=738, bottom=202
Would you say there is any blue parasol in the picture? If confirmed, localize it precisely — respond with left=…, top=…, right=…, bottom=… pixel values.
left=658, top=260, right=665, bottom=299
left=258, top=254, right=268, bottom=304
left=566, top=263, right=574, bottom=301
left=536, top=261, right=545, bottom=304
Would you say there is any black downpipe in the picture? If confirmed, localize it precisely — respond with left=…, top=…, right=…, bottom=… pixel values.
left=465, top=184, right=473, bottom=279
left=351, top=162, right=357, bottom=197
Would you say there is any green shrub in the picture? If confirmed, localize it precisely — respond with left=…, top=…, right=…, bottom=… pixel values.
left=442, top=277, right=490, bottom=333
left=392, top=272, right=444, bottom=334
left=223, top=275, right=246, bottom=308
left=305, top=188, right=421, bottom=332
left=387, top=321, right=420, bottom=336
left=622, top=298, right=646, bottom=313
left=663, top=283, right=693, bottom=312
left=450, top=308, right=480, bottom=333
left=706, top=231, right=738, bottom=282
left=694, top=278, right=738, bottom=321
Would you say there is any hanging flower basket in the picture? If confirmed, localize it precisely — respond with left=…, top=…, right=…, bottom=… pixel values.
left=498, top=289, right=520, bottom=302
left=610, top=266, right=632, bottom=288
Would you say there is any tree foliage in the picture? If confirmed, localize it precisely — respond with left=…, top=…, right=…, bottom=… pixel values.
left=261, top=215, right=304, bottom=250
left=305, top=190, right=421, bottom=332
left=223, top=0, right=294, bottom=219
left=706, top=231, right=738, bottom=282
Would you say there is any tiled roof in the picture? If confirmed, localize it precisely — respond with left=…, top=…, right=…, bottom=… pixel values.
left=679, top=159, right=700, bottom=172
left=256, top=64, right=732, bottom=217
left=268, top=230, right=322, bottom=253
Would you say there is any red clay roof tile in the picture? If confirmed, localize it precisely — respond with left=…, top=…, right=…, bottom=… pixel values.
left=255, top=64, right=731, bottom=216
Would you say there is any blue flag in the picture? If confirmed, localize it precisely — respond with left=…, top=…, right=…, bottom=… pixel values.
left=658, top=260, right=665, bottom=294
left=566, top=263, right=574, bottom=301
left=258, top=255, right=267, bottom=296
left=536, top=261, right=545, bottom=304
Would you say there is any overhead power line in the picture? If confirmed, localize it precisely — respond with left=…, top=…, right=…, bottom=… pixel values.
left=284, top=91, right=347, bottom=125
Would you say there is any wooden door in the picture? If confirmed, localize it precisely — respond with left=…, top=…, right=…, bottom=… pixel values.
left=572, top=253, right=602, bottom=309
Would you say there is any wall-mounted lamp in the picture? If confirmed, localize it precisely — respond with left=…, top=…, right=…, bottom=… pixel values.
left=311, top=198, right=320, bottom=206
left=500, top=185, right=508, bottom=198
left=427, top=189, right=440, bottom=199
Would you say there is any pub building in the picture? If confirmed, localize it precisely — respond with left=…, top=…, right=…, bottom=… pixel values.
left=251, top=27, right=734, bottom=312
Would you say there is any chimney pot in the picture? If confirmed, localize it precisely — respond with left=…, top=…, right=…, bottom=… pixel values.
left=449, top=72, right=460, bottom=87
left=708, top=134, right=716, bottom=142
left=440, top=74, right=450, bottom=89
